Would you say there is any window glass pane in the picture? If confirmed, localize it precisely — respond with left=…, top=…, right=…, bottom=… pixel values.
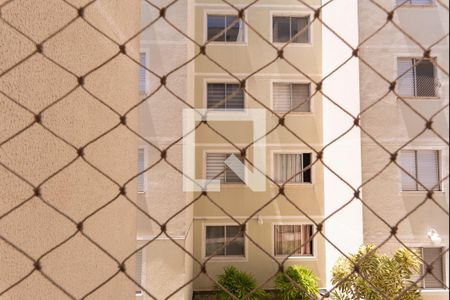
left=291, top=84, right=311, bottom=112
left=303, top=153, right=312, bottom=183
left=226, top=84, right=245, bottom=109
left=135, top=249, right=143, bottom=294
left=397, top=0, right=434, bottom=5
left=206, top=226, right=225, bottom=256
left=225, top=16, right=244, bottom=42
left=225, top=226, right=245, bottom=256
left=207, top=15, right=226, bottom=41
left=417, top=150, right=440, bottom=191
left=415, top=59, right=436, bottom=97
left=273, top=83, right=292, bottom=113
left=138, top=149, right=145, bottom=192
left=273, top=17, right=290, bottom=43
left=207, top=83, right=226, bottom=109
left=401, top=150, right=418, bottom=191
left=291, top=17, right=309, bottom=43
left=275, top=154, right=310, bottom=184
left=139, top=53, right=146, bottom=93
left=225, top=154, right=245, bottom=183
left=397, top=58, right=415, bottom=97
left=423, top=248, right=445, bottom=289
left=274, top=225, right=313, bottom=256
left=411, top=0, right=434, bottom=4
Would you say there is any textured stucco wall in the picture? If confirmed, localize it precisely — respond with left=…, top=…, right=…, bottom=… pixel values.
left=359, top=0, right=449, bottom=296
left=137, top=0, right=195, bottom=298
left=0, top=1, right=140, bottom=299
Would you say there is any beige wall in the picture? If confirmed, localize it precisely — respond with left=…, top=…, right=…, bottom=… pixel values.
left=359, top=0, right=449, bottom=296
left=137, top=0, right=195, bottom=298
left=192, top=0, right=326, bottom=291
left=0, top=0, right=140, bottom=299
left=192, top=218, right=327, bottom=291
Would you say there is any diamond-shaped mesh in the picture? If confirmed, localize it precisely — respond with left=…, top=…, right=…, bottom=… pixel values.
left=0, top=0, right=448, bottom=299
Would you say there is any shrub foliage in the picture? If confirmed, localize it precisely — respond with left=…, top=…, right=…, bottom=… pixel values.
left=331, top=244, right=423, bottom=300
left=275, top=265, right=320, bottom=300
left=215, top=266, right=268, bottom=300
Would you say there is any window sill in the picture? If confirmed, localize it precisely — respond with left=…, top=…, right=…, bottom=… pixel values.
left=205, top=256, right=248, bottom=263
left=398, top=96, right=441, bottom=101
left=205, top=42, right=248, bottom=46
left=401, top=190, right=444, bottom=194
left=273, top=42, right=313, bottom=47
left=272, top=112, right=314, bottom=117
left=272, top=183, right=314, bottom=187
left=421, top=289, right=449, bottom=293
left=275, top=255, right=317, bottom=261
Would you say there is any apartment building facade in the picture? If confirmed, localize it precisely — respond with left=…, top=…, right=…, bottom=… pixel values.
left=358, top=1, right=449, bottom=300
left=137, top=0, right=447, bottom=299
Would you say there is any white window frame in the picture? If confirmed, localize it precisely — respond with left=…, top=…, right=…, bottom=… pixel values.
left=410, top=247, right=447, bottom=290
left=202, top=223, right=248, bottom=262
left=139, top=48, right=151, bottom=95
left=204, top=80, right=246, bottom=110
left=204, top=10, right=248, bottom=45
left=272, top=222, right=317, bottom=260
left=270, top=79, right=314, bottom=114
left=135, top=245, right=147, bottom=297
left=396, top=56, right=440, bottom=99
left=271, top=151, right=315, bottom=186
left=138, top=146, right=148, bottom=193
left=203, top=150, right=247, bottom=186
left=400, top=149, right=442, bottom=192
left=270, top=11, right=313, bottom=46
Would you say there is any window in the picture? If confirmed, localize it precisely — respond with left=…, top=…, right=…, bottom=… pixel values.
left=274, top=224, right=314, bottom=256
left=412, top=248, right=446, bottom=289
left=205, top=225, right=245, bottom=257
left=207, top=83, right=244, bottom=110
left=139, top=52, right=147, bottom=93
left=274, top=153, right=312, bottom=184
left=138, top=148, right=145, bottom=193
left=206, top=153, right=244, bottom=184
left=398, top=58, right=438, bottom=97
left=400, top=150, right=440, bottom=191
left=273, top=16, right=310, bottom=43
left=135, top=249, right=143, bottom=295
left=273, top=83, right=311, bottom=113
left=207, top=15, right=245, bottom=42
left=397, top=0, right=434, bottom=6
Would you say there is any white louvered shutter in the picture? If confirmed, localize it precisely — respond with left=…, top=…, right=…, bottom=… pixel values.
left=135, top=249, right=143, bottom=294
left=417, top=150, right=440, bottom=191
left=423, top=248, right=445, bottom=289
left=206, top=153, right=226, bottom=182
left=139, top=53, right=147, bottom=93
left=273, top=83, right=292, bottom=113
left=292, top=84, right=310, bottom=112
left=401, top=150, right=417, bottom=191
left=138, top=149, right=145, bottom=192
left=397, top=58, right=415, bottom=96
